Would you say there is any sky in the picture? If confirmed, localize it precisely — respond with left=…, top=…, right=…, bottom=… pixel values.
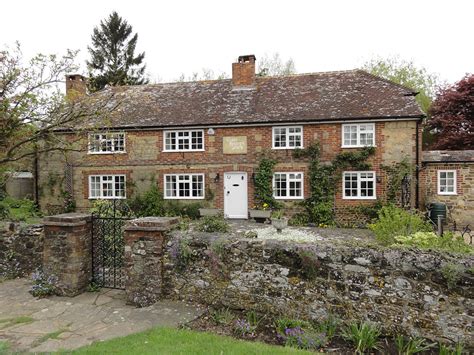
left=1, top=0, right=473, bottom=85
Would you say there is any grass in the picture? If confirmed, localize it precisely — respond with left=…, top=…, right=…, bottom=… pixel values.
left=0, top=316, right=34, bottom=329
left=32, top=329, right=67, bottom=348
left=0, top=341, right=9, bottom=353
left=63, top=327, right=310, bottom=354
left=0, top=197, right=41, bottom=224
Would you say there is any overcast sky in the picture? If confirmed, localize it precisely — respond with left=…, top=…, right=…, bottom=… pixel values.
left=2, top=0, right=473, bottom=85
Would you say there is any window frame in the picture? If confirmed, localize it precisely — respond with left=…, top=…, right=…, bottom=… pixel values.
left=437, top=170, right=457, bottom=195
left=88, top=132, right=126, bottom=154
left=342, top=171, right=377, bottom=200
left=272, top=172, right=304, bottom=200
left=272, top=126, right=303, bottom=150
left=163, top=173, right=205, bottom=200
left=88, top=174, right=126, bottom=199
left=163, top=129, right=205, bottom=152
left=341, top=123, right=376, bottom=148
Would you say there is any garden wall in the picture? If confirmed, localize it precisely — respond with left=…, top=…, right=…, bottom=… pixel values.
left=0, top=223, right=44, bottom=278
left=159, top=232, right=473, bottom=345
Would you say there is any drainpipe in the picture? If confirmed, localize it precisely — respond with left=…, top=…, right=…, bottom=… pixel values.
left=34, top=150, right=40, bottom=208
left=415, top=120, right=420, bottom=209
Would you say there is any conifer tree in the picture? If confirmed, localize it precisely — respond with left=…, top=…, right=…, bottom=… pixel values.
left=87, top=12, right=148, bottom=91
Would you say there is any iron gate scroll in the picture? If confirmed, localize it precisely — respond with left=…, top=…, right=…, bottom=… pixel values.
left=91, top=200, right=135, bottom=289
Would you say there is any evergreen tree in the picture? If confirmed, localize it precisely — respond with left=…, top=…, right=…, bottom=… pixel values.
left=87, top=11, right=148, bottom=91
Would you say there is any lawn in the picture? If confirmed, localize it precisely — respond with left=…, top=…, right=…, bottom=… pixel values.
left=65, top=327, right=310, bottom=355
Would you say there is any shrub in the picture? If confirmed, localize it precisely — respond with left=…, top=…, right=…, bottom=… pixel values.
left=166, top=200, right=202, bottom=220
left=30, top=270, right=57, bottom=298
left=342, top=321, right=380, bottom=354
left=441, top=263, right=464, bottom=289
left=129, top=185, right=165, bottom=217
left=288, top=212, right=309, bottom=226
left=210, top=308, right=234, bottom=326
left=394, top=232, right=473, bottom=254
left=395, top=335, right=435, bottom=354
left=0, top=201, right=10, bottom=219
left=369, top=205, right=432, bottom=246
left=308, top=201, right=334, bottom=225
left=196, top=215, right=230, bottom=233
left=0, top=197, right=39, bottom=222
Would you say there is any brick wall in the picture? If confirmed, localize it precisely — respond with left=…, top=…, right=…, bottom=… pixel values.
left=419, top=162, right=473, bottom=227
left=38, top=121, right=420, bottom=221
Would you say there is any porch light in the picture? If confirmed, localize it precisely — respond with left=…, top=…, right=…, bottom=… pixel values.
left=214, top=173, right=220, bottom=183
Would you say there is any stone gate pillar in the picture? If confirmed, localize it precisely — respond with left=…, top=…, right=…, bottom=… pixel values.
left=43, top=213, right=92, bottom=296
left=123, top=217, right=179, bottom=307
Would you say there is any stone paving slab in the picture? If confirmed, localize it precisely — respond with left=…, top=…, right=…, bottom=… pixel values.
left=0, top=278, right=203, bottom=353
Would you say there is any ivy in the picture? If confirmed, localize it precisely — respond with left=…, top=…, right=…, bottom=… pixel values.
left=253, top=156, right=278, bottom=209
left=293, top=142, right=375, bottom=224
left=381, top=158, right=413, bottom=204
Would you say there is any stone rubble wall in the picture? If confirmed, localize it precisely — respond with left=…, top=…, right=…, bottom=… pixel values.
left=0, top=223, right=44, bottom=278
left=162, top=232, right=473, bottom=345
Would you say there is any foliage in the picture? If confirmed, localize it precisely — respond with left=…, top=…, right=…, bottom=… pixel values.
left=257, top=52, right=296, bottom=77
left=170, top=237, right=194, bottom=272
left=438, top=342, right=464, bottom=355
left=310, top=314, right=339, bottom=341
left=87, top=281, right=101, bottom=292
left=210, top=308, right=234, bottom=326
left=87, top=11, right=148, bottom=91
left=355, top=201, right=385, bottom=223
left=441, top=263, right=464, bottom=289
left=395, top=335, right=435, bottom=354
left=381, top=158, right=413, bottom=204
left=288, top=212, right=309, bottom=226
left=342, top=321, right=381, bottom=354
left=176, top=69, right=229, bottom=82
left=426, top=74, right=474, bottom=150
left=368, top=205, right=432, bottom=246
left=246, top=310, right=264, bottom=328
left=129, top=185, right=203, bottom=219
left=0, top=316, right=34, bottom=329
left=283, top=327, right=326, bottom=350
left=293, top=142, right=375, bottom=225
left=362, top=56, right=439, bottom=114
left=275, top=318, right=311, bottom=336
left=196, top=215, right=230, bottom=233
left=0, top=340, right=8, bottom=352
left=234, top=319, right=256, bottom=337
left=1, top=43, right=114, bottom=166
left=0, top=197, right=40, bottom=222
left=62, top=191, right=76, bottom=213
left=394, top=232, right=473, bottom=254
left=271, top=210, right=285, bottom=219
left=67, top=326, right=308, bottom=354
left=29, top=269, right=57, bottom=298
left=254, top=156, right=278, bottom=209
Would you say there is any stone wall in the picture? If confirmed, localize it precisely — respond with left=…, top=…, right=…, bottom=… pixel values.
left=0, top=223, right=44, bottom=278
left=159, top=232, right=473, bottom=344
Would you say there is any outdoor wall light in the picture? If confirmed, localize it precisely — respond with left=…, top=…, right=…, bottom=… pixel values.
left=251, top=172, right=256, bottom=183
left=376, top=176, right=382, bottom=183
left=214, top=173, right=220, bottom=183
left=207, top=128, right=215, bottom=135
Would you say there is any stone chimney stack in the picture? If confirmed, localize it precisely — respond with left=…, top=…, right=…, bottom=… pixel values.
left=65, top=74, right=87, bottom=101
left=232, top=55, right=256, bottom=86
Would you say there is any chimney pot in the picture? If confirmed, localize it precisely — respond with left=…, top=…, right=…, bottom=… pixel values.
left=232, top=54, right=256, bottom=86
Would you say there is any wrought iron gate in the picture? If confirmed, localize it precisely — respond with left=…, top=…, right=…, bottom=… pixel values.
left=91, top=200, right=135, bottom=289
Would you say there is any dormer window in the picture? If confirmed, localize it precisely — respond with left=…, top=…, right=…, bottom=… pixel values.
left=88, top=132, right=125, bottom=154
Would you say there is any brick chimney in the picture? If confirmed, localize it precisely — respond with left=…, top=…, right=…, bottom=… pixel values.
left=232, top=55, right=256, bottom=86
left=65, top=74, right=87, bottom=101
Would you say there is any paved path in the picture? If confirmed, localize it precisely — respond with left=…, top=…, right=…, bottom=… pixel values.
left=0, top=279, right=203, bottom=353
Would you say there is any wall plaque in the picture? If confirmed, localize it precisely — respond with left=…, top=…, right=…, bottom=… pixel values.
left=223, top=136, right=247, bottom=154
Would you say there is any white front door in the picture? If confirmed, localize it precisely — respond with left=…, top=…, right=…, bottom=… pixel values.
left=224, top=172, right=248, bottom=219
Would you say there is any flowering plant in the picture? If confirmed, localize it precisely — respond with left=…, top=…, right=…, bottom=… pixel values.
left=253, top=202, right=270, bottom=211
left=234, top=319, right=256, bottom=337
left=30, top=269, right=57, bottom=298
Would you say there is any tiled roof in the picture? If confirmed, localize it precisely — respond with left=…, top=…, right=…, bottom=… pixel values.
left=423, top=150, right=474, bottom=163
left=78, top=70, right=424, bottom=129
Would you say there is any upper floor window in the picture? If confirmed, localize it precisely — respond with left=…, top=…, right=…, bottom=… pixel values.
left=164, top=130, right=204, bottom=151
left=164, top=174, right=204, bottom=199
left=273, top=172, right=304, bottom=199
left=272, top=126, right=303, bottom=149
left=342, top=123, right=375, bottom=147
left=343, top=171, right=376, bottom=199
left=438, top=170, right=457, bottom=195
left=89, top=175, right=126, bottom=199
left=88, top=132, right=125, bottom=153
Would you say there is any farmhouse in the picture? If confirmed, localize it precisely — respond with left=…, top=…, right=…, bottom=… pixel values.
left=37, top=55, right=425, bottom=223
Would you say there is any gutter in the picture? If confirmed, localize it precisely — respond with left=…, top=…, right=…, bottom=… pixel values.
left=53, top=114, right=425, bottom=133
left=422, top=160, right=474, bottom=165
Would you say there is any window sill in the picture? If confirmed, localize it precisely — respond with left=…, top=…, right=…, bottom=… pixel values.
left=342, top=196, right=377, bottom=200
left=162, top=149, right=205, bottom=153
left=274, top=197, right=304, bottom=200
left=437, top=192, right=457, bottom=196
left=164, top=197, right=205, bottom=200
left=341, top=145, right=376, bottom=149
left=87, top=151, right=127, bottom=155
left=271, top=147, right=303, bottom=150
left=88, top=196, right=126, bottom=200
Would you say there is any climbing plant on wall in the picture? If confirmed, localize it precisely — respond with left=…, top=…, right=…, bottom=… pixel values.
left=253, top=156, right=278, bottom=209
left=293, top=142, right=376, bottom=224
left=381, top=158, right=413, bottom=205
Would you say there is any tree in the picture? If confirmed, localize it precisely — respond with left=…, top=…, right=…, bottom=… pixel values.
left=175, top=68, right=229, bottom=82
left=257, top=53, right=296, bottom=77
left=87, top=12, right=148, bottom=91
left=363, top=56, right=439, bottom=114
left=0, top=43, right=117, bottom=165
left=426, top=74, right=473, bottom=150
